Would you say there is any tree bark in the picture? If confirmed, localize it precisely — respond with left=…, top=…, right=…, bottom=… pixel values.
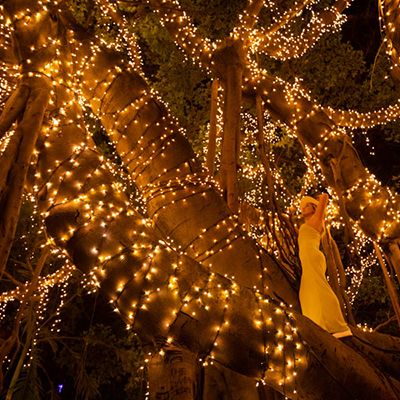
left=254, top=0, right=351, bottom=59
left=214, top=41, right=244, bottom=214
left=0, top=1, right=58, bottom=275
left=221, top=63, right=242, bottom=213
left=206, top=79, right=219, bottom=176
left=379, top=0, right=400, bottom=82
left=374, top=242, right=400, bottom=328
left=148, top=347, right=199, bottom=400
left=0, top=76, right=51, bottom=275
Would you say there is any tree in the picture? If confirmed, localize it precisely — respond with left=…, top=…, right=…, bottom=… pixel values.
left=1, top=0, right=400, bottom=399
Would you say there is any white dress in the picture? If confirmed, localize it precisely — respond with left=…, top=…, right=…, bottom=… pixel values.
left=298, top=223, right=349, bottom=333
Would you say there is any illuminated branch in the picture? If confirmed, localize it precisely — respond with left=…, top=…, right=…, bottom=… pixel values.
left=147, top=0, right=214, bottom=70
left=323, top=101, right=400, bottom=128
left=0, top=74, right=49, bottom=276
left=97, top=0, right=143, bottom=71
left=206, top=78, right=219, bottom=175
left=219, top=49, right=243, bottom=213
left=0, top=2, right=58, bottom=275
left=253, top=0, right=351, bottom=60
left=252, top=72, right=400, bottom=244
left=379, top=0, right=400, bottom=81
left=0, top=244, right=50, bottom=388
left=233, top=0, right=266, bottom=39
left=262, top=0, right=317, bottom=37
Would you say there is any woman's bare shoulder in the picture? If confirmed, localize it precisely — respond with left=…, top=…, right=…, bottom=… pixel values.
left=304, top=219, right=323, bottom=234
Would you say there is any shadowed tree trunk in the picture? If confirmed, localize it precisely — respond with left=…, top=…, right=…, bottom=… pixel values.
left=148, top=348, right=199, bottom=400
left=0, top=76, right=51, bottom=276
left=214, top=41, right=244, bottom=214
left=206, top=79, right=219, bottom=177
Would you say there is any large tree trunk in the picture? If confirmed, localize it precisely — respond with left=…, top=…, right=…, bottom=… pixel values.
left=0, top=76, right=50, bottom=275
left=0, top=0, right=57, bottom=274
left=1, top=2, right=400, bottom=399
left=72, top=36, right=400, bottom=398
left=214, top=40, right=244, bottom=213
left=148, top=347, right=199, bottom=400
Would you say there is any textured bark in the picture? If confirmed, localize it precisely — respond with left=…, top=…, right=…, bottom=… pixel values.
left=380, top=0, right=400, bottom=82
left=219, top=47, right=243, bottom=213
left=208, top=40, right=246, bottom=213
left=148, top=348, right=199, bottom=400
left=0, top=76, right=51, bottom=275
left=206, top=79, right=219, bottom=176
left=0, top=1, right=58, bottom=274
left=374, top=243, right=400, bottom=327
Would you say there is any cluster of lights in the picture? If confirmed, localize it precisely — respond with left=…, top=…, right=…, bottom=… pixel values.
left=251, top=0, right=351, bottom=60
left=378, top=0, right=400, bottom=81
left=147, top=0, right=215, bottom=72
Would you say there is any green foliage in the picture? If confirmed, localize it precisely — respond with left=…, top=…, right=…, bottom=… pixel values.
left=352, top=270, right=399, bottom=336
left=271, top=128, right=307, bottom=195
left=66, top=0, right=94, bottom=27
left=153, top=52, right=210, bottom=149
left=263, top=32, right=398, bottom=111
left=178, top=0, right=246, bottom=39
left=57, top=322, right=145, bottom=400
left=134, top=13, right=211, bottom=153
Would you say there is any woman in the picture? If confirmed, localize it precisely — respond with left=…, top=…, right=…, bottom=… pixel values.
left=298, top=194, right=352, bottom=338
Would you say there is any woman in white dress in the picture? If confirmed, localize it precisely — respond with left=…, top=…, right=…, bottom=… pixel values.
left=298, top=194, right=352, bottom=339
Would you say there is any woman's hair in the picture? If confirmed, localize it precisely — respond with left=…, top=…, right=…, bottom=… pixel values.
left=299, top=196, right=319, bottom=210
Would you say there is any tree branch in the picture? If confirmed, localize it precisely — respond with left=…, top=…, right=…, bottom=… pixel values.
left=379, top=0, right=400, bottom=82
left=254, top=0, right=351, bottom=59
left=147, top=0, right=214, bottom=70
